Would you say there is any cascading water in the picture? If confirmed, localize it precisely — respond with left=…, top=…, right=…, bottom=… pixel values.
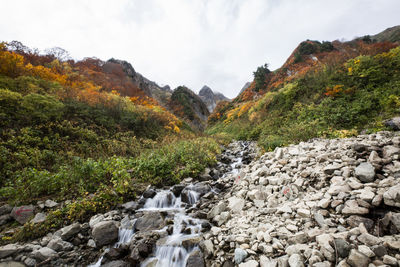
left=140, top=188, right=203, bottom=267
left=88, top=217, right=136, bottom=267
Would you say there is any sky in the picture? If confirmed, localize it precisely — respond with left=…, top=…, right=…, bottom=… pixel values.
left=1, top=0, right=399, bottom=98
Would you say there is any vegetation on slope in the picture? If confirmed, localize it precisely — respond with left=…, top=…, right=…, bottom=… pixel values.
left=208, top=41, right=400, bottom=151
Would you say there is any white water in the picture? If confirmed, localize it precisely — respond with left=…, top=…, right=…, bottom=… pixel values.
left=140, top=188, right=202, bottom=267
left=88, top=218, right=136, bottom=267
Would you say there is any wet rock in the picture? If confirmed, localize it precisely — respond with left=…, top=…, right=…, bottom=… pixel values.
left=143, top=189, right=157, bottom=199
left=135, top=212, right=165, bottom=232
left=60, top=222, right=81, bottom=240
left=355, top=162, right=375, bottom=182
left=102, top=260, right=130, bottom=267
left=10, top=205, right=34, bottom=224
left=171, top=184, right=185, bottom=196
left=234, top=248, right=248, bottom=264
left=186, top=250, right=204, bottom=267
left=104, top=248, right=128, bottom=261
left=92, top=221, right=118, bottom=247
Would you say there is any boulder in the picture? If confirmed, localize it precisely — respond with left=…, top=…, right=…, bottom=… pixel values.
left=383, top=184, right=400, bottom=207
left=384, top=117, right=400, bottom=130
left=186, top=250, right=204, bottom=267
left=0, top=204, right=13, bottom=216
left=207, top=203, right=227, bottom=219
left=354, top=162, right=375, bottom=182
left=135, top=212, right=165, bottom=232
left=33, top=247, right=57, bottom=261
left=347, top=249, right=369, bottom=267
left=60, top=222, right=81, bottom=240
left=234, top=248, right=248, bottom=264
left=288, top=254, right=304, bottom=267
left=92, top=221, right=119, bottom=247
left=0, top=244, right=21, bottom=259
left=227, top=197, right=245, bottom=213
left=10, top=205, right=34, bottom=224
left=47, top=238, right=73, bottom=252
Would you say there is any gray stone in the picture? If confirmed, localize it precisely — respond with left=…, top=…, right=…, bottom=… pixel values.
left=92, top=220, right=118, bottom=247
left=334, top=239, right=351, bottom=258
left=383, top=184, right=400, bottom=207
left=357, top=245, right=374, bottom=257
left=33, top=247, right=57, bottom=261
left=385, top=117, right=400, bottom=130
left=234, top=248, right=248, bottom=264
left=200, top=240, right=214, bottom=258
left=31, top=212, right=46, bottom=224
left=47, top=238, right=73, bottom=252
left=89, top=214, right=105, bottom=228
left=0, top=261, right=25, bottom=267
left=60, top=222, right=81, bottom=240
left=355, top=162, right=375, bottom=182
left=288, top=254, right=304, bottom=267
left=121, top=201, right=138, bottom=211
left=135, top=212, right=165, bottom=232
left=383, top=145, right=400, bottom=158
left=323, top=163, right=342, bottom=175
left=260, top=256, right=277, bottom=267
left=382, top=255, right=398, bottom=266
left=371, top=245, right=387, bottom=257
left=44, top=199, right=58, bottom=208
left=23, top=258, right=37, bottom=267
left=10, top=205, right=34, bottom=224
left=239, top=260, right=259, bottom=267
left=207, top=203, right=227, bottom=219
left=342, top=200, right=369, bottom=215
left=102, top=260, right=130, bottom=267
left=347, top=249, right=369, bottom=267
left=228, top=197, right=245, bottom=213
left=0, top=204, right=12, bottom=216
left=0, top=244, right=20, bottom=259
left=357, top=233, right=380, bottom=246
left=186, top=250, right=204, bottom=267
left=0, top=214, right=12, bottom=226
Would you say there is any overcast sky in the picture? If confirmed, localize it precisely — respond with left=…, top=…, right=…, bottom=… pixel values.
left=1, top=0, right=399, bottom=98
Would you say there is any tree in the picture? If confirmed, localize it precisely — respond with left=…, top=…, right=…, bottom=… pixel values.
left=44, top=47, right=71, bottom=61
left=253, top=63, right=270, bottom=92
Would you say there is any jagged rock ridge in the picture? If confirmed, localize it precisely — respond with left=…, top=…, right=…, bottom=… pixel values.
left=198, top=85, right=229, bottom=113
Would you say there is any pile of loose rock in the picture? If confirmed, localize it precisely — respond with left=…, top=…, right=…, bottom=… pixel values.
left=201, top=131, right=400, bottom=267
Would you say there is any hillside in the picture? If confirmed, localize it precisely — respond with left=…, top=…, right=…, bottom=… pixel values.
left=207, top=26, right=400, bottom=151
left=0, top=41, right=222, bottom=210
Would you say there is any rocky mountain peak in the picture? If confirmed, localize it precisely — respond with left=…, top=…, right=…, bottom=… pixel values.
left=198, top=85, right=229, bottom=113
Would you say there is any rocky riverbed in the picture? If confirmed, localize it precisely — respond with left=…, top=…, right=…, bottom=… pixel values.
left=1, top=132, right=400, bottom=267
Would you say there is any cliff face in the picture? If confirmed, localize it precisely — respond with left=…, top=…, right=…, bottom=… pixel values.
left=169, top=86, right=210, bottom=131
left=198, top=85, right=229, bottom=113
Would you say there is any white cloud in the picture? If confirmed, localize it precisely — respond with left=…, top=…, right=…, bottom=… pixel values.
left=0, top=0, right=399, bottom=98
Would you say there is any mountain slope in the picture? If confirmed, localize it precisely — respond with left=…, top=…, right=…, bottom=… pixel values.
left=207, top=26, right=400, bottom=150
left=198, top=85, right=229, bottom=113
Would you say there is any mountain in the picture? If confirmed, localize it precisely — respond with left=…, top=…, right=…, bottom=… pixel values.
left=238, top=82, right=251, bottom=95
left=198, top=85, right=229, bottom=113
left=169, top=86, right=210, bottom=131
left=207, top=26, right=400, bottom=150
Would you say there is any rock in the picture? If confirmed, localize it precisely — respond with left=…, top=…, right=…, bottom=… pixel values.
left=0, top=214, right=12, bottom=226
left=334, top=239, right=351, bottom=258
left=346, top=216, right=374, bottom=231
left=31, top=212, right=46, bottom=224
left=234, top=248, right=248, bottom=264
left=200, top=240, right=214, bottom=258
left=186, top=250, right=204, bottom=267
left=89, top=214, right=105, bottom=228
left=47, top=238, right=73, bottom=252
left=347, top=249, right=369, bottom=267
left=342, top=200, right=369, bottom=215
left=228, top=197, right=245, bottom=213
left=24, top=258, right=37, bottom=267
left=135, top=212, right=165, bottom=232
left=323, top=163, right=342, bottom=175
left=143, top=189, right=157, bottom=199
left=288, top=254, right=304, bottom=267
left=33, top=247, right=57, bottom=261
left=87, top=239, right=96, bottom=248
left=383, top=184, right=400, bottom=207
left=277, top=204, right=292, bottom=214
left=102, top=261, right=130, bottom=267
left=382, top=255, right=398, bottom=266
left=357, top=233, right=381, bottom=246
left=0, top=204, right=13, bottom=216
left=44, top=199, right=58, bottom=208
left=121, top=201, right=138, bottom=211
left=371, top=245, right=387, bottom=257
left=385, top=117, right=400, bottom=130
left=260, top=256, right=277, bottom=267
left=297, top=209, right=310, bottom=218
left=92, top=221, right=119, bottom=247
left=383, top=145, right=400, bottom=158
left=171, top=184, right=185, bottom=197
left=0, top=261, right=26, bottom=267
left=10, top=205, right=34, bottom=224
left=358, top=245, right=375, bottom=257
left=0, top=244, right=20, bottom=259
left=60, top=222, right=81, bottom=240
left=239, top=260, right=259, bottom=267
left=207, top=203, right=227, bottom=219
left=355, top=162, right=375, bottom=182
